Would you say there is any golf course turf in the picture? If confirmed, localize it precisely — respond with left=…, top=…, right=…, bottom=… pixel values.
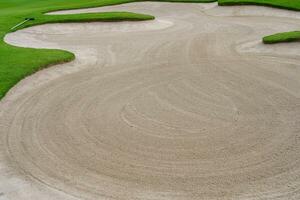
left=263, top=31, right=300, bottom=44
left=0, top=0, right=156, bottom=99
left=218, top=0, right=300, bottom=11
left=0, top=0, right=218, bottom=100
left=0, top=0, right=299, bottom=100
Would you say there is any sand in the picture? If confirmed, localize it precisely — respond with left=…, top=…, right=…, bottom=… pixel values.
left=1, top=2, right=300, bottom=199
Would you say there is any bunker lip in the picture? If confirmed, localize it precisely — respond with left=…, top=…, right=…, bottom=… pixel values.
left=1, top=2, right=300, bottom=200
left=4, top=19, right=174, bottom=48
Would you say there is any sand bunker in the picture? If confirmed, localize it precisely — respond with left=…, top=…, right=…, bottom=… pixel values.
left=1, top=2, right=300, bottom=200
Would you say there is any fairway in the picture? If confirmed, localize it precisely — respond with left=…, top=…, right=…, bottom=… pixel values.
left=1, top=1, right=300, bottom=200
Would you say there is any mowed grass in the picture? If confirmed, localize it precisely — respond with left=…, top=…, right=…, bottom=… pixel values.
left=218, top=0, right=300, bottom=11
left=0, top=0, right=218, bottom=100
left=151, top=0, right=215, bottom=2
left=0, top=0, right=155, bottom=99
left=0, top=0, right=299, bottom=99
left=263, top=31, right=300, bottom=44
left=218, top=0, right=300, bottom=44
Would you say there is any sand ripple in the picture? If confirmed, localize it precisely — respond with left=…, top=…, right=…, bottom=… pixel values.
left=2, top=2, right=300, bottom=200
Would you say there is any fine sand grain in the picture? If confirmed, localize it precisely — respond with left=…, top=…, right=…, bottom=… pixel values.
left=1, top=2, right=300, bottom=200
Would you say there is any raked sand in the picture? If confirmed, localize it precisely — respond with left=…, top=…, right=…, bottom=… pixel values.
left=1, top=2, right=300, bottom=200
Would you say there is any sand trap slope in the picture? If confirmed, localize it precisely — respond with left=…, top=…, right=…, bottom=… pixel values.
left=1, top=2, right=300, bottom=200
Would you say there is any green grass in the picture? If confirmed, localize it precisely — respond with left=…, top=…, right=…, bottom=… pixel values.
left=263, top=31, right=300, bottom=44
left=0, top=0, right=217, bottom=100
left=150, top=0, right=216, bottom=2
left=218, top=0, right=300, bottom=11
left=0, top=0, right=299, bottom=99
left=0, top=0, right=156, bottom=99
left=21, top=12, right=155, bottom=30
left=218, top=0, right=300, bottom=44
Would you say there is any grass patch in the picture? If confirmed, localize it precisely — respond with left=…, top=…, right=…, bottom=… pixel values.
left=218, top=0, right=300, bottom=11
left=0, top=0, right=299, bottom=99
left=263, top=31, right=300, bottom=44
left=19, top=12, right=155, bottom=30
left=0, top=0, right=156, bottom=99
left=0, top=0, right=217, bottom=100
left=150, top=0, right=216, bottom=2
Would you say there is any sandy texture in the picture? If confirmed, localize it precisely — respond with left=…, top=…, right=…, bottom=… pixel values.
left=2, top=2, right=300, bottom=200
